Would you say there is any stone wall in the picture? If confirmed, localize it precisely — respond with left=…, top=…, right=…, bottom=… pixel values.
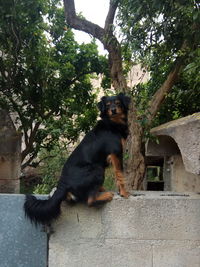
left=0, top=192, right=200, bottom=267
left=0, top=110, right=21, bottom=193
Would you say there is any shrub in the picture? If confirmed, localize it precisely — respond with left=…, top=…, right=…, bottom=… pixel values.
left=33, top=146, right=68, bottom=194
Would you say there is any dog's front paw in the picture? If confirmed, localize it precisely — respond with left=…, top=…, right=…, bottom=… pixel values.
left=120, top=190, right=130, bottom=198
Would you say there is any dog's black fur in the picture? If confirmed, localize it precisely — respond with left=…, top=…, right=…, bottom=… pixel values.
left=24, top=93, right=130, bottom=225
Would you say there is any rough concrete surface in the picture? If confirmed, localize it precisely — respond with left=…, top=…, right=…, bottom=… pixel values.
left=0, top=194, right=47, bottom=267
left=150, top=112, right=200, bottom=175
left=0, top=110, right=21, bottom=193
left=169, top=154, right=200, bottom=192
left=49, top=192, right=200, bottom=267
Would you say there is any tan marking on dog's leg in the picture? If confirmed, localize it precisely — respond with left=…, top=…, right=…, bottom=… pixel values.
left=109, top=154, right=129, bottom=198
left=87, top=192, right=114, bottom=206
left=121, top=138, right=126, bottom=150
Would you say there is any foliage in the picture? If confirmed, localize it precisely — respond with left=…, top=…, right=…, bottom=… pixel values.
left=154, top=67, right=200, bottom=126
left=118, top=0, right=200, bottom=80
left=117, top=0, right=200, bottom=124
left=33, top=145, right=68, bottom=194
left=133, top=59, right=200, bottom=127
left=0, top=0, right=107, bottom=168
left=118, top=0, right=200, bottom=59
left=104, top=167, right=117, bottom=191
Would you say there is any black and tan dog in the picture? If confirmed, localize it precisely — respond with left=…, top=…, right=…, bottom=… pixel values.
left=24, top=93, right=130, bottom=225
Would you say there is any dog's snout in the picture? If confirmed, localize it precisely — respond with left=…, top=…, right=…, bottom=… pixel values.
left=110, top=103, right=117, bottom=115
left=111, top=108, right=117, bottom=114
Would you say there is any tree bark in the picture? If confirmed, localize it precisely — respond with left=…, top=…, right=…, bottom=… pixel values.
left=124, top=102, right=145, bottom=190
left=106, top=40, right=127, bottom=90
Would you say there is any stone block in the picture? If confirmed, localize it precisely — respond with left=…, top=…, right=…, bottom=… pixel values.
left=153, top=240, right=200, bottom=267
left=49, top=238, right=152, bottom=267
left=103, top=194, right=200, bottom=241
left=0, top=179, right=20, bottom=193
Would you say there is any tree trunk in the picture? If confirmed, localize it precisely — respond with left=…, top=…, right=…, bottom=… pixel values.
left=124, top=102, right=145, bottom=190
left=124, top=59, right=184, bottom=190
left=104, top=39, right=127, bottom=90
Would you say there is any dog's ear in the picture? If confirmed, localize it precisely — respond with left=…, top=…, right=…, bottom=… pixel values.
left=118, top=93, right=131, bottom=110
left=97, top=96, right=107, bottom=118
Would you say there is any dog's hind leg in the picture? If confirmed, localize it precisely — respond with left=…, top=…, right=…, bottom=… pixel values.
left=87, top=189, right=114, bottom=206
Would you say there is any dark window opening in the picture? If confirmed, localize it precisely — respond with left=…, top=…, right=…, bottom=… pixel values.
left=145, top=157, right=164, bottom=191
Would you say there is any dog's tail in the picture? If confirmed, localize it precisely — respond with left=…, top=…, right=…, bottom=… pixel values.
left=24, top=186, right=67, bottom=225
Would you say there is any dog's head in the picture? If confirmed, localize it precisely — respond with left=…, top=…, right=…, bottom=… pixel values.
left=97, top=93, right=130, bottom=122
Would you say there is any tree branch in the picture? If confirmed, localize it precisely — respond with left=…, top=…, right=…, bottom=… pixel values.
left=63, top=0, right=127, bottom=90
left=146, top=41, right=188, bottom=125
left=21, top=121, right=41, bottom=162
left=146, top=60, right=183, bottom=124
left=21, top=151, right=38, bottom=170
left=63, top=0, right=104, bottom=42
left=22, top=155, right=56, bottom=169
left=105, top=0, right=119, bottom=33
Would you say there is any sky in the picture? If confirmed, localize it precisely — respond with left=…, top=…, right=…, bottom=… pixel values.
left=72, top=0, right=109, bottom=54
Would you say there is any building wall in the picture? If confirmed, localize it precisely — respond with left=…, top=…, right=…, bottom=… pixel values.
left=164, top=154, right=200, bottom=192
left=91, top=64, right=150, bottom=100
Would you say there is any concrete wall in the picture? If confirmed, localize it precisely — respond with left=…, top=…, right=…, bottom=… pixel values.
left=49, top=192, right=200, bottom=267
left=164, top=155, right=200, bottom=192
left=1, top=192, right=199, bottom=267
left=0, top=194, right=47, bottom=267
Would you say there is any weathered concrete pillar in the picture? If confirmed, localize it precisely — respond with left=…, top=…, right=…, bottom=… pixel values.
left=164, top=154, right=200, bottom=192
left=0, top=110, right=21, bottom=193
